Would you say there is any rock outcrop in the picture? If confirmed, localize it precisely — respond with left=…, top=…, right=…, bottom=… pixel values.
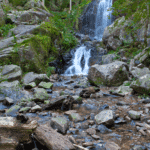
left=88, top=61, right=129, bottom=86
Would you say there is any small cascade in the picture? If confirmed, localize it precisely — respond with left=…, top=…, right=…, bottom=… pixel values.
left=94, top=0, right=112, bottom=41
left=64, top=46, right=91, bottom=76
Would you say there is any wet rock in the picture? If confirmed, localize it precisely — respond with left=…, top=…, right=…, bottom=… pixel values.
left=86, top=128, right=96, bottom=135
left=31, top=105, right=42, bottom=113
left=130, top=74, right=150, bottom=94
left=64, top=110, right=77, bottom=115
left=128, top=110, right=142, bottom=120
left=99, top=104, right=109, bottom=111
left=88, top=61, right=129, bottom=86
left=32, top=88, right=49, bottom=102
left=68, top=128, right=79, bottom=134
left=16, top=114, right=29, bottom=123
left=23, top=72, right=50, bottom=85
left=0, top=65, right=22, bottom=82
left=38, top=81, right=53, bottom=89
left=97, top=124, right=112, bottom=133
left=50, top=116, right=69, bottom=134
left=34, top=124, right=75, bottom=150
left=3, top=97, right=14, bottom=106
left=105, top=141, right=121, bottom=150
left=95, top=110, right=114, bottom=126
left=116, top=101, right=128, bottom=106
left=91, top=134, right=100, bottom=140
left=80, top=122, right=89, bottom=129
left=79, top=87, right=95, bottom=98
left=69, top=113, right=84, bottom=122
left=46, top=96, right=66, bottom=109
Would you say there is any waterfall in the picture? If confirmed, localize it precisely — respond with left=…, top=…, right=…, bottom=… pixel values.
left=94, top=0, right=112, bottom=41
left=64, top=46, right=91, bottom=75
left=64, top=0, right=112, bottom=75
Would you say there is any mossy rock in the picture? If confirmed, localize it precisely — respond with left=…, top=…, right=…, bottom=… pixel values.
left=38, top=81, right=53, bottom=89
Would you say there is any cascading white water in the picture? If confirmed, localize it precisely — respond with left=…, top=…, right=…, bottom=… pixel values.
left=94, top=0, right=112, bottom=41
left=65, top=46, right=91, bottom=75
left=64, top=0, right=112, bottom=75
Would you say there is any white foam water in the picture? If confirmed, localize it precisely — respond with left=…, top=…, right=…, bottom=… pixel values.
left=64, top=46, right=91, bottom=75
left=94, top=0, right=112, bottom=41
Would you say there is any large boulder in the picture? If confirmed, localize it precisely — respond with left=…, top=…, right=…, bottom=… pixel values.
left=50, top=116, right=69, bottom=134
left=7, top=25, right=39, bottom=37
left=23, top=72, right=50, bottom=85
left=34, top=124, right=75, bottom=150
left=95, top=110, right=114, bottom=126
left=0, top=65, right=22, bottom=82
left=32, top=88, right=49, bottom=102
left=88, top=61, right=129, bottom=86
left=130, top=74, right=150, bottom=94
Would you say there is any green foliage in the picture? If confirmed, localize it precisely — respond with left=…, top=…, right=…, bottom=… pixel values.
left=8, top=0, right=27, bottom=7
left=0, top=24, right=15, bottom=38
left=46, top=67, right=55, bottom=77
left=110, top=0, right=149, bottom=32
left=124, top=82, right=131, bottom=86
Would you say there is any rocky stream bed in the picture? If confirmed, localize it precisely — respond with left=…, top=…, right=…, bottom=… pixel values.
left=0, top=68, right=150, bottom=150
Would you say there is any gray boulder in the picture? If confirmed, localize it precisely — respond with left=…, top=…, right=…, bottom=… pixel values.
left=32, top=88, right=49, bottom=102
left=50, top=116, right=69, bottom=134
left=113, top=85, right=133, bottom=95
left=31, top=105, right=42, bottom=113
left=0, top=65, right=22, bottom=82
left=0, top=80, right=20, bottom=88
left=7, top=25, right=39, bottom=37
left=3, top=97, right=14, bottom=106
left=95, top=110, right=114, bottom=126
left=130, top=74, right=150, bottom=94
left=88, top=61, right=129, bottom=86
left=128, top=110, right=142, bottom=120
left=23, top=72, right=50, bottom=85
left=130, top=67, right=150, bottom=79
left=69, top=113, right=84, bottom=122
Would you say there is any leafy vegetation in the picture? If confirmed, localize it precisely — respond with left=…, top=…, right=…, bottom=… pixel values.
left=0, top=24, right=15, bottom=38
left=110, top=0, right=149, bottom=32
